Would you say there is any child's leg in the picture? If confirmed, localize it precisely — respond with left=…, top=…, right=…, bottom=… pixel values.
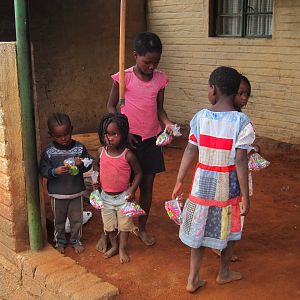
left=119, top=231, right=130, bottom=264
left=104, top=230, right=118, bottom=259
left=101, top=197, right=119, bottom=258
left=68, top=196, right=84, bottom=253
left=51, top=197, right=68, bottom=253
left=187, top=247, right=206, bottom=293
left=216, top=241, right=242, bottom=284
left=96, top=232, right=110, bottom=253
left=138, top=173, right=155, bottom=246
left=211, top=248, right=238, bottom=262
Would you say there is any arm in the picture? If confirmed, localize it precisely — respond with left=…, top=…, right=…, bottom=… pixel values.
left=235, top=148, right=250, bottom=216
left=39, top=150, right=68, bottom=178
left=172, top=143, right=198, bottom=199
left=107, top=81, right=138, bottom=148
left=92, top=148, right=101, bottom=172
left=157, top=88, right=174, bottom=131
left=107, top=81, right=119, bottom=113
left=92, top=148, right=101, bottom=190
left=125, top=150, right=142, bottom=201
left=74, top=145, right=92, bottom=173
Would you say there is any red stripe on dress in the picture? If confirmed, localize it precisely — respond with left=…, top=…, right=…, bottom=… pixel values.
left=197, top=162, right=236, bottom=172
left=200, top=134, right=233, bottom=150
left=189, top=134, right=197, bottom=143
left=189, top=194, right=241, bottom=207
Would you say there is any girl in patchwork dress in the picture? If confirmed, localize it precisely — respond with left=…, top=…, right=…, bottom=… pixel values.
left=172, top=66, right=255, bottom=293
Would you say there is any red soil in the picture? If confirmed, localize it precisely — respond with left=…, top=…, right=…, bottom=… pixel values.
left=49, top=134, right=300, bottom=299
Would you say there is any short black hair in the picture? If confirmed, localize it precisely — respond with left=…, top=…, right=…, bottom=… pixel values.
left=241, top=74, right=251, bottom=97
left=209, top=66, right=241, bottom=96
left=134, top=32, right=162, bottom=56
left=98, top=113, right=129, bottom=148
left=48, top=112, right=71, bottom=133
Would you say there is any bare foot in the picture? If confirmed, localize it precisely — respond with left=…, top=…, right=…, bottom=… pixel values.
left=212, top=249, right=238, bottom=262
left=137, top=231, right=156, bottom=246
left=55, top=246, right=65, bottom=254
left=216, top=270, right=242, bottom=285
left=103, top=247, right=118, bottom=259
left=74, top=244, right=85, bottom=254
left=96, top=233, right=109, bottom=253
left=186, top=278, right=206, bottom=293
left=119, top=248, right=130, bottom=264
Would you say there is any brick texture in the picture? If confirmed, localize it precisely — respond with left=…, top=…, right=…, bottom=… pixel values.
left=147, top=0, right=300, bottom=144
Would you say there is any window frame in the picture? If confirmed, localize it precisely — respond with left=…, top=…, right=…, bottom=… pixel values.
left=209, top=0, right=273, bottom=38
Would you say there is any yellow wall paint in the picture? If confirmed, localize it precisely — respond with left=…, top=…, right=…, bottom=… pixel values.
left=147, top=0, right=300, bottom=144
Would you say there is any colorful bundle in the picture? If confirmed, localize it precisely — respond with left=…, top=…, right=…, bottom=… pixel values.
left=156, top=124, right=182, bottom=146
left=89, top=190, right=103, bottom=209
left=248, top=153, right=270, bottom=171
left=165, top=199, right=182, bottom=225
left=120, top=202, right=146, bottom=217
left=63, top=157, right=79, bottom=175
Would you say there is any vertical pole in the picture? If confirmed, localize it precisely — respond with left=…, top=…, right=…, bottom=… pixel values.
left=119, top=0, right=126, bottom=107
left=14, top=0, right=43, bottom=250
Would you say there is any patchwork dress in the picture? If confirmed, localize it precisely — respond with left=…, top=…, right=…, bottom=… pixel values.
left=179, top=109, right=255, bottom=250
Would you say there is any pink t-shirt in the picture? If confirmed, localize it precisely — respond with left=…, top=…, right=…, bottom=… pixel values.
left=111, top=67, right=169, bottom=140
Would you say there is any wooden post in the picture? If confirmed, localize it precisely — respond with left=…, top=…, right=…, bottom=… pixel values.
left=119, top=0, right=126, bottom=107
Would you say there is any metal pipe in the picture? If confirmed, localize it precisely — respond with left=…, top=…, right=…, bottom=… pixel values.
left=14, top=0, right=43, bottom=251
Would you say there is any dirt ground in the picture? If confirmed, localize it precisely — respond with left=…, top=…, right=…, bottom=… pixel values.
left=46, top=134, right=300, bottom=299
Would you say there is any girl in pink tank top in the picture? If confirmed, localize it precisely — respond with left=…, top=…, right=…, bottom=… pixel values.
left=95, top=113, right=142, bottom=264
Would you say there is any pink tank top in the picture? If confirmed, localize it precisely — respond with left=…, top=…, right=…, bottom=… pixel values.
left=99, top=148, right=131, bottom=193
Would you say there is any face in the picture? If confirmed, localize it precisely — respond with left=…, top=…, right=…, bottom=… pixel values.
left=134, top=51, right=161, bottom=76
left=50, top=124, right=72, bottom=146
left=235, top=80, right=250, bottom=109
left=105, top=122, right=122, bottom=148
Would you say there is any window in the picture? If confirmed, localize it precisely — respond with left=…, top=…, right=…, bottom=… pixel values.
left=210, top=0, right=273, bottom=38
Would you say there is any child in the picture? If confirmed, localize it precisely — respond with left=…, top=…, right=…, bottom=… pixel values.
left=234, top=74, right=251, bottom=111
left=212, top=74, right=254, bottom=261
left=39, top=112, right=92, bottom=254
left=104, top=31, right=173, bottom=247
left=97, top=113, right=142, bottom=263
left=172, top=67, right=255, bottom=293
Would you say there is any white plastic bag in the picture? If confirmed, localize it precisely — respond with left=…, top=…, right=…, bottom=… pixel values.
left=65, top=211, right=93, bottom=233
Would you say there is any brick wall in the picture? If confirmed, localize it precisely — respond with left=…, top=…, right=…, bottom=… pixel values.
left=147, top=0, right=300, bottom=144
left=0, top=43, right=29, bottom=260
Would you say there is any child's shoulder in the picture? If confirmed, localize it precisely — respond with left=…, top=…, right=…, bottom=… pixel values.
left=124, top=148, right=135, bottom=159
left=237, top=111, right=252, bottom=125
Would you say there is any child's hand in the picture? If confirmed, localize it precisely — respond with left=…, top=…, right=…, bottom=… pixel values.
left=128, top=134, right=138, bottom=149
left=165, top=122, right=175, bottom=135
left=240, top=196, right=250, bottom=216
left=74, top=156, right=83, bottom=166
left=172, top=181, right=183, bottom=200
left=92, top=183, right=99, bottom=191
left=54, top=166, right=69, bottom=175
left=125, top=190, right=135, bottom=202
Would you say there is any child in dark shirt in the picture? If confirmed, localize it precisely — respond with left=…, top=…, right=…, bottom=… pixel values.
left=40, top=112, right=92, bottom=254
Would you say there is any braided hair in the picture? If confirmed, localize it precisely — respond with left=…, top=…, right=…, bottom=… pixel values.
left=47, top=112, right=71, bottom=133
left=98, top=113, right=129, bottom=148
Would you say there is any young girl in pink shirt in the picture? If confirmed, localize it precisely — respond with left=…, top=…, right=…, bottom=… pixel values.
left=97, top=113, right=142, bottom=263
left=106, top=32, right=174, bottom=247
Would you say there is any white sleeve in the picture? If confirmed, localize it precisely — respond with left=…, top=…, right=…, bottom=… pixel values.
left=236, top=123, right=255, bottom=149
